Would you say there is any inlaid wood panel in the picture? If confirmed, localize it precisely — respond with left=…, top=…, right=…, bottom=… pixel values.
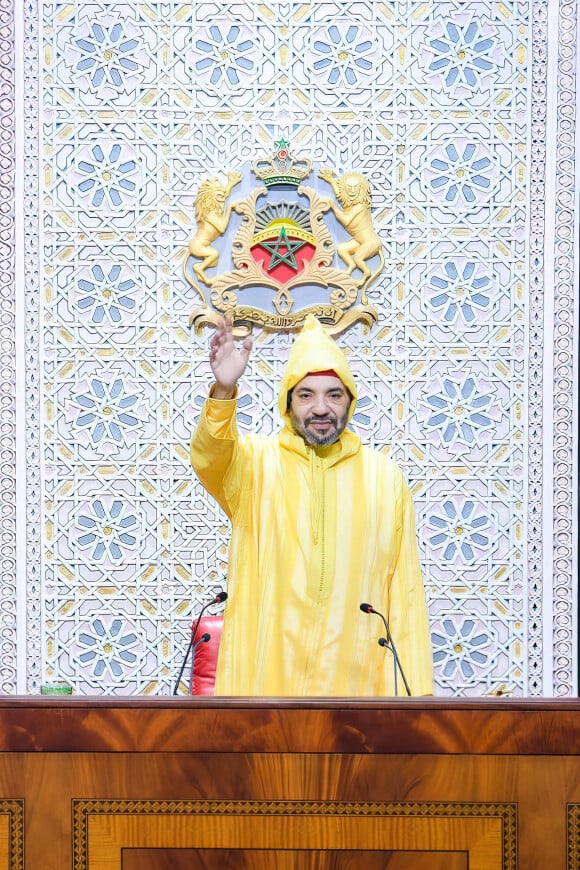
left=72, top=799, right=515, bottom=870
left=568, top=805, right=580, bottom=870
left=0, top=801, right=23, bottom=870
left=3, top=751, right=577, bottom=868
left=0, top=699, right=576, bottom=868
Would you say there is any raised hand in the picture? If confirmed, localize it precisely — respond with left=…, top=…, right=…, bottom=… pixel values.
left=209, top=315, right=253, bottom=399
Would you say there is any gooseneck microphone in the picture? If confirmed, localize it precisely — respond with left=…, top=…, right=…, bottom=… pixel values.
left=191, top=590, right=227, bottom=646
left=188, top=632, right=211, bottom=693
left=360, top=602, right=412, bottom=696
left=173, top=590, right=228, bottom=695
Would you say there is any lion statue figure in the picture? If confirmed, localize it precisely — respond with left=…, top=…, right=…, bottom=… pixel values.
left=189, top=171, right=242, bottom=286
left=318, top=169, right=384, bottom=288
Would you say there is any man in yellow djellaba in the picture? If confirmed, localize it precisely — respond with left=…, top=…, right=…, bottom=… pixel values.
left=190, top=315, right=433, bottom=696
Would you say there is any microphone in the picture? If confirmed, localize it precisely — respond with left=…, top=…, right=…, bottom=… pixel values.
left=191, top=590, right=227, bottom=645
left=360, top=602, right=411, bottom=696
left=188, top=632, right=211, bottom=693
left=173, top=590, right=228, bottom=695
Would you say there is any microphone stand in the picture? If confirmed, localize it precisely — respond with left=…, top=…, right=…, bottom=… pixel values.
left=188, top=632, right=211, bottom=694
left=173, top=632, right=196, bottom=696
left=360, top=603, right=412, bottom=696
left=173, top=590, right=227, bottom=695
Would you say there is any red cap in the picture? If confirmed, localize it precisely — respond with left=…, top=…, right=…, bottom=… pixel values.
left=306, top=369, right=340, bottom=378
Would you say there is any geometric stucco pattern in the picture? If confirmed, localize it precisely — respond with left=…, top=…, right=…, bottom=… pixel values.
left=527, top=0, right=548, bottom=697
left=550, top=0, right=578, bottom=697
left=10, top=1, right=577, bottom=696
left=0, top=0, right=17, bottom=695
left=23, top=0, right=43, bottom=695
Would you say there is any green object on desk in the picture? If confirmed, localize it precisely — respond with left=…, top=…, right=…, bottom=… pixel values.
left=40, top=683, right=73, bottom=695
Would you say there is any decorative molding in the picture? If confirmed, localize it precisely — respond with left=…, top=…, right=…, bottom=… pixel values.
left=0, top=800, right=24, bottom=869
left=527, top=0, right=549, bottom=695
left=568, top=804, right=580, bottom=869
left=0, top=0, right=17, bottom=694
left=73, top=798, right=516, bottom=870
left=23, top=1, right=42, bottom=692
left=552, top=0, right=578, bottom=697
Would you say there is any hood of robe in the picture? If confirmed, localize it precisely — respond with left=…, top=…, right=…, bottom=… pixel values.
left=277, top=315, right=357, bottom=423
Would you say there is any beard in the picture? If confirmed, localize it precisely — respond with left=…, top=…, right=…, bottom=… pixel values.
left=290, top=407, right=349, bottom=447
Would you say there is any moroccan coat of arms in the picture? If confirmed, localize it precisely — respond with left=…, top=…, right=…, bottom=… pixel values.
left=185, top=141, right=385, bottom=334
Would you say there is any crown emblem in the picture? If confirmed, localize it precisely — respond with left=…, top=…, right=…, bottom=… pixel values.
left=252, top=138, right=312, bottom=187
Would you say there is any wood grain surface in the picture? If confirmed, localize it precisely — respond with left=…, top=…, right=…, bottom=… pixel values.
left=0, top=698, right=575, bottom=868
left=0, top=696, right=577, bottom=753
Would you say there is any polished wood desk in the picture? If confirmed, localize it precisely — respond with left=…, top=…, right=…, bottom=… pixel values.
left=0, top=697, right=577, bottom=868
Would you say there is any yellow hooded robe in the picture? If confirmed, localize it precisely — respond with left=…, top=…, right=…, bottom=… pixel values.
left=191, top=316, right=433, bottom=696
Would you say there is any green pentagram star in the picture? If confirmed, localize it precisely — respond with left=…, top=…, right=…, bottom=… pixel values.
left=275, top=137, right=290, bottom=151
left=260, top=227, right=306, bottom=272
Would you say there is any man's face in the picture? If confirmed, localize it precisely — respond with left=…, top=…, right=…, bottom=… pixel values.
left=289, top=374, right=351, bottom=446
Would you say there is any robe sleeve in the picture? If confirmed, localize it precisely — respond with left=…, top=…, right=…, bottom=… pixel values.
left=388, top=470, right=434, bottom=696
left=190, top=394, right=247, bottom=520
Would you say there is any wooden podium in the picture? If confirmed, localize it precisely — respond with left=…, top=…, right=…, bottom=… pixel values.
left=0, top=697, right=578, bottom=868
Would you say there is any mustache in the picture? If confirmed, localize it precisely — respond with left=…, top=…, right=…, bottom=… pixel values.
left=305, top=414, right=337, bottom=425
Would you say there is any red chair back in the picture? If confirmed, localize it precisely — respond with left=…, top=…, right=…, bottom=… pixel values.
left=190, top=614, right=223, bottom=695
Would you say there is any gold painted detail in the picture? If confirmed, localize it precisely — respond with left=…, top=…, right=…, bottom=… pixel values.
left=187, top=171, right=242, bottom=286
left=185, top=143, right=384, bottom=335
left=318, top=167, right=385, bottom=294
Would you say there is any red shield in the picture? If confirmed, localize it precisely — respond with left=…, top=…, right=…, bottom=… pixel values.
left=251, top=224, right=316, bottom=284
